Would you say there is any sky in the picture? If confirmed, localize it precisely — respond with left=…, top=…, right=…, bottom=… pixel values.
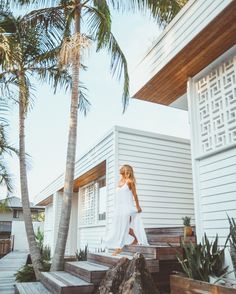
left=1, top=8, right=190, bottom=201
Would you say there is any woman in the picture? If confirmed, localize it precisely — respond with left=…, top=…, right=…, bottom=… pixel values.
left=104, top=164, right=148, bottom=255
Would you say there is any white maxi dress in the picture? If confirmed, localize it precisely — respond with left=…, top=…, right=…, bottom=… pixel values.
left=104, top=182, right=148, bottom=248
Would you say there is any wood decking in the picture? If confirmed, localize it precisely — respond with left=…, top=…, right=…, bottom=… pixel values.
left=0, top=250, right=28, bottom=294
left=15, top=227, right=195, bottom=294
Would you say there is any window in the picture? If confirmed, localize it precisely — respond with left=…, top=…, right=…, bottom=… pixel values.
left=79, top=177, right=106, bottom=226
left=13, top=210, right=19, bottom=219
left=80, top=183, right=96, bottom=226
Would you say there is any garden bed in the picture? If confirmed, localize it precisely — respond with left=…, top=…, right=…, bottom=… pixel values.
left=170, top=275, right=236, bottom=294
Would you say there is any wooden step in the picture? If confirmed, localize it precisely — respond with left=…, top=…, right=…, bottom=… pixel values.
left=147, top=235, right=196, bottom=246
left=15, top=282, right=51, bottom=294
left=145, top=226, right=195, bottom=235
left=109, top=245, right=157, bottom=258
left=65, top=261, right=108, bottom=285
left=147, top=235, right=181, bottom=245
left=40, top=271, right=94, bottom=294
left=87, top=252, right=159, bottom=273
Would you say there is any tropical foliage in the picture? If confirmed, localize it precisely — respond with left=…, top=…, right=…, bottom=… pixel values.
left=15, top=0, right=188, bottom=272
left=0, top=4, right=70, bottom=277
left=227, top=215, right=236, bottom=277
left=177, top=234, right=228, bottom=282
left=0, top=100, right=18, bottom=192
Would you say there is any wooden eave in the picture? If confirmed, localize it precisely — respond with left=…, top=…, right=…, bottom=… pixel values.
left=134, top=1, right=236, bottom=105
left=73, top=160, right=106, bottom=192
left=36, top=161, right=106, bottom=205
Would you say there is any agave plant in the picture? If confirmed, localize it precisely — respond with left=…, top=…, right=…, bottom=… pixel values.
left=227, top=215, right=236, bottom=277
left=177, top=234, right=228, bottom=282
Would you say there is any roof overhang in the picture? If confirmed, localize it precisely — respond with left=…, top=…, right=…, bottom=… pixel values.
left=36, top=161, right=106, bottom=205
left=133, top=0, right=236, bottom=106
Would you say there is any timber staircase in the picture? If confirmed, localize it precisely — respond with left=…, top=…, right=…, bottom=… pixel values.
left=15, top=226, right=195, bottom=294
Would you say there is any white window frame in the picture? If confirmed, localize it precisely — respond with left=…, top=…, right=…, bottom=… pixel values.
left=78, top=176, right=106, bottom=228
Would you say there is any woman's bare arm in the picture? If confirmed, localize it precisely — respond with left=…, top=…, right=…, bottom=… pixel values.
left=128, top=181, right=142, bottom=213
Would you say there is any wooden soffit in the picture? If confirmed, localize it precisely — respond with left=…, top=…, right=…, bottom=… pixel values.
left=73, top=160, right=106, bottom=192
left=134, top=1, right=236, bottom=105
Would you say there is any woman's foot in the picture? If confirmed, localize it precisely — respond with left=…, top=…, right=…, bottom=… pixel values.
left=112, top=248, right=122, bottom=256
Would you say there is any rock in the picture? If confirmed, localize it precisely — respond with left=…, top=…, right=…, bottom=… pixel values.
left=97, top=253, right=160, bottom=294
left=96, top=257, right=130, bottom=294
left=118, top=253, right=159, bottom=294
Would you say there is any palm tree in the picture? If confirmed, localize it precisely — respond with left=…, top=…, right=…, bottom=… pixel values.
left=0, top=6, right=71, bottom=278
left=0, top=101, right=16, bottom=192
left=18, top=0, right=187, bottom=271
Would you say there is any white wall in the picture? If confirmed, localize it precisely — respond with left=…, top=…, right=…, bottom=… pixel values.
left=188, top=47, right=236, bottom=245
left=77, top=132, right=115, bottom=252
left=115, top=127, right=194, bottom=228
left=44, top=203, right=53, bottom=249
left=12, top=221, right=43, bottom=251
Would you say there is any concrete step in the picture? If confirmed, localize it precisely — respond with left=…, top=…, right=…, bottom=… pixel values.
left=40, top=271, right=94, bottom=294
left=65, top=261, right=109, bottom=285
left=87, top=252, right=159, bottom=273
left=15, top=282, right=51, bottom=294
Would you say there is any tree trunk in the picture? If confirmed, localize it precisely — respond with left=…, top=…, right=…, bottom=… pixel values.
left=19, top=72, right=43, bottom=280
left=97, top=253, right=160, bottom=294
left=50, top=1, right=81, bottom=271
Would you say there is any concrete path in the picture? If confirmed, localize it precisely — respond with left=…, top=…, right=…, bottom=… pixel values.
left=0, top=251, right=28, bottom=294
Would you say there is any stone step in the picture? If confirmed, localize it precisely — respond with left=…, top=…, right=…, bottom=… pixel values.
left=40, top=271, right=94, bottom=294
left=15, top=282, right=51, bottom=294
left=65, top=261, right=109, bottom=285
left=87, top=252, right=159, bottom=273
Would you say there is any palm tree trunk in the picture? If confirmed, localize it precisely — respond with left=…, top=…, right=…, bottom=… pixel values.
left=19, top=72, right=43, bottom=279
left=51, top=1, right=81, bottom=271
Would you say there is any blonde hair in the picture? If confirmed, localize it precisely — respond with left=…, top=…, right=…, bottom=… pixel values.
left=120, top=164, right=136, bottom=184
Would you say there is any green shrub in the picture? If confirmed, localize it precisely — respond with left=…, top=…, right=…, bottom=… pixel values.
left=76, top=245, right=88, bottom=261
left=177, top=234, right=228, bottom=282
left=15, top=261, right=51, bottom=282
left=15, top=230, right=51, bottom=282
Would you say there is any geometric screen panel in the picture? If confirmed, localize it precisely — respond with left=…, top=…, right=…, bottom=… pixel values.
left=195, top=55, right=236, bottom=155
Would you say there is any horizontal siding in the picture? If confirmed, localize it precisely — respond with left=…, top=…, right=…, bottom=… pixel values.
left=78, top=226, right=106, bottom=252
left=199, top=148, right=236, bottom=242
left=34, top=131, right=114, bottom=205
left=132, top=0, right=232, bottom=95
left=44, top=204, right=53, bottom=249
left=116, top=130, right=194, bottom=228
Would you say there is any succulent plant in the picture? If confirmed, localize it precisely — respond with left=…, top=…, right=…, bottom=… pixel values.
left=177, top=234, right=228, bottom=282
left=182, top=216, right=191, bottom=226
left=227, top=215, right=236, bottom=277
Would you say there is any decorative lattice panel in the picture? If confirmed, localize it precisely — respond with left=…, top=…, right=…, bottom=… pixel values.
left=80, top=183, right=96, bottom=225
left=195, top=55, right=236, bottom=155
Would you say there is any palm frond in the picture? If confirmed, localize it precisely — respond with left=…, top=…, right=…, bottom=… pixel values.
left=108, top=0, right=187, bottom=26
left=78, top=83, right=90, bottom=116
left=0, top=160, right=13, bottom=192
left=98, top=31, right=129, bottom=112
left=32, top=66, right=72, bottom=93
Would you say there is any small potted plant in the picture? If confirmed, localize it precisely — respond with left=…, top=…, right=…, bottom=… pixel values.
left=182, top=216, right=192, bottom=237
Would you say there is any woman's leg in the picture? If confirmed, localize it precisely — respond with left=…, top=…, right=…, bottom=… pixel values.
left=129, top=228, right=138, bottom=245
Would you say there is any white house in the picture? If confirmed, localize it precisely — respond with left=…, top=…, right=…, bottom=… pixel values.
left=0, top=196, right=44, bottom=251
left=132, top=0, right=236, bottom=252
left=34, top=126, right=194, bottom=255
